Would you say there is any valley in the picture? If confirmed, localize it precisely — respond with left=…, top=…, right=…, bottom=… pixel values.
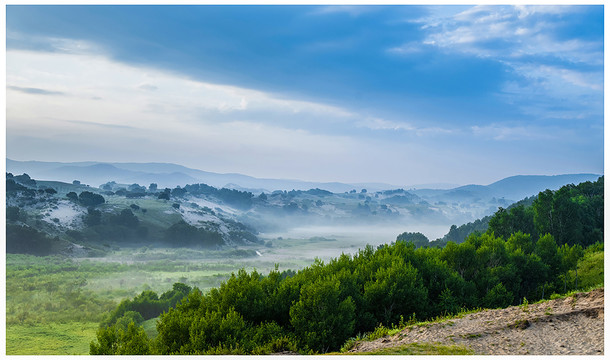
left=4, top=165, right=604, bottom=355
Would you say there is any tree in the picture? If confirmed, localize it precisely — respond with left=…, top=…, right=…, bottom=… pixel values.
left=165, top=221, right=224, bottom=248
left=483, top=283, right=513, bottom=309
left=363, top=257, right=427, bottom=326
left=171, top=186, right=187, bottom=198
left=158, top=188, right=171, bottom=200
left=149, top=183, right=158, bottom=192
left=78, top=191, right=105, bottom=207
left=113, top=209, right=139, bottom=228
left=533, top=190, right=554, bottom=237
left=114, top=311, right=144, bottom=330
left=289, top=277, right=355, bottom=353
left=7, top=206, right=21, bottom=222
left=14, top=173, right=36, bottom=186
left=441, top=241, right=478, bottom=280
left=90, top=322, right=150, bottom=355
left=438, top=287, right=460, bottom=315
left=535, top=234, right=561, bottom=276
left=559, top=243, right=584, bottom=292
left=84, top=208, right=102, bottom=226
left=396, top=232, right=429, bottom=248
left=187, top=309, right=248, bottom=354
left=6, top=224, right=55, bottom=255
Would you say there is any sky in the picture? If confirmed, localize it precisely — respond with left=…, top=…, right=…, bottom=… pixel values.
left=5, top=4, right=604, bottom=186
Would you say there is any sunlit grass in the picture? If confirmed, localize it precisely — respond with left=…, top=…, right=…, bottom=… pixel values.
left=5, top=248, right=313, bottom=355
left=333, top=342, right=474, bottom=355
left=361, top=343, right=474, bottom=355
left=6, top=322, right=98, bottom=355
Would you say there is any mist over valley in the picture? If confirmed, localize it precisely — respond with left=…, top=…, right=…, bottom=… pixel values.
left=5, top=4, right=604, bottom=355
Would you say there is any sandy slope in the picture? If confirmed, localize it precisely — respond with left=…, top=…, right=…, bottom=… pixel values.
left=350, top=288, right=604, bottom=355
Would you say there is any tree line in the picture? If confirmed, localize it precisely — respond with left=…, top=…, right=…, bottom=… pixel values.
left=90, top=177, right=603, bottom=355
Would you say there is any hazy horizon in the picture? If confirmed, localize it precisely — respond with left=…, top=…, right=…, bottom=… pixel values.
left=6, top=5, right=604, bottom=186
left=6, top=157, right=603, bottom=191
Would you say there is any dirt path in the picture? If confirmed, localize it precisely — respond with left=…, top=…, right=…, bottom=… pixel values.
left=350, top=288, right=604, bottom=355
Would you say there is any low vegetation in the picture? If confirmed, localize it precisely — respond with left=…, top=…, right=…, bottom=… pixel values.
left=349, top=342, right=475, bottom=355
left=6, top=174, right=604, bottom=355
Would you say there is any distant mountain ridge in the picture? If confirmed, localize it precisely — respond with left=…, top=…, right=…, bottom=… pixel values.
left=6, top=159, right=400, bottom=193
left=410, top=173, right=602, bottom=207
left=6, top=159, right=601, bottom=201
left=485, top=174, right=603, bottom=200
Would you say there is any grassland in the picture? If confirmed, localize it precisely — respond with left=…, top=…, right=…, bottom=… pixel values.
left=6, top=322, right=99, bottom=355
left=347, top=343, right=475, bottom=355
left=6, top=232, right=603, bottom=355
left=5, top=234, right=354, bottom=355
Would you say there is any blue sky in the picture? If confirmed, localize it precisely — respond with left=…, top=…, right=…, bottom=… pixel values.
left=5, top=5, right=604, bottom=186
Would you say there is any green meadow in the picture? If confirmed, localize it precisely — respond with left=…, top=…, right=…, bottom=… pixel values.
left=5, top=235, right=350, bottom=355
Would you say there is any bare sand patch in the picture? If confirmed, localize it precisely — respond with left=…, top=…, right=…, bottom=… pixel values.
left=350, top=288, right=604, bottom=355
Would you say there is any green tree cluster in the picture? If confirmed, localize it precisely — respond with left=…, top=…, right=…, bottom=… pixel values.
left=84, top=178, right=602, bottom=355
left=6, top=224, right=56, bottom=255
left=101, top=283, right=192, bottom=328
left=396, top=232, right=430, bottom=248
left=164, top=220, right=224, bottom=248
left=490, top=177, right=603, bottom=248
left=78, top=191, right=105, bottom=207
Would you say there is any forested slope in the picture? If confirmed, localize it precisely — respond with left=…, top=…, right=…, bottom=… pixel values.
left=90, top=177, right=604, bottom=355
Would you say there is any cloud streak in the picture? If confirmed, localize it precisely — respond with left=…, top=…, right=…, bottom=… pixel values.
left=7, top=85, right=66, bottom=96
left=399, top=5, right=603, bottom=123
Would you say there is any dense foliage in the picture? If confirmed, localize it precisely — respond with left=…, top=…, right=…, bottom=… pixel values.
left=396, top=232, right=430, bottom=248
left=432, top=195, right=537, bottom=246
left=101, top=283, right=192, bottom=327
left=164, top=221, right=224, bottom=248
left=183, top=183, right=254, bottom=209
left=89, top=177, right=603, bottom=355
left=488, top=177, right=603, bottom=247
left=93, top=237, right=598, bottom=354
left=6, top=224, right=57, bottom=255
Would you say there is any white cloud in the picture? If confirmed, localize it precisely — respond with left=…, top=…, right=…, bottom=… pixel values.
left=418, top=5, right=602, bottom=65
left=396, top=5, right=603, bottom=122
left=7, top=45, right=416, bottom=182
left=356, top=117, right=454, bottom=137
left=357, top=117, right=415, bottom=131
left=386, top=41, right=427, bottom=55
left=6, top=47, right=356, bottom=129
left=471, top=123, right=565, bottom=141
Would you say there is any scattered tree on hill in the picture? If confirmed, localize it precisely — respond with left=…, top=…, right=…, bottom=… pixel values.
left=6, top=224, right=55, bottom=255
left=171, top=186, right=187, bottom=198
left=84, top=208, right=102, bottom=226
left=78, top=191, right=105, bottom=207
left=396, top=232, right=429, bottom=248
left=44, top=188, right=57, bottom=195
left=158, top=188, right=171, bottom=200
left=6, top=206, right=22, bottom=222
left=14, top=173, right=36, bottom=187
left=164, top=220, right=224, bottom=248
left=6, top=179, right=27, bottom=192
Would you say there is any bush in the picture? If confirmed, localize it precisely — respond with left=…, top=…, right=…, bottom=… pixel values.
left=165, top=221, right=224, bottom=248
left=7, top=206, right=22, bottom=222
left=90, top=322, right=150, bottom=355
left=6, top=224, right=55, bottom=255
left=289, top=277, right=356, bottom=353
left=78, top=191, right=105, bottom=207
